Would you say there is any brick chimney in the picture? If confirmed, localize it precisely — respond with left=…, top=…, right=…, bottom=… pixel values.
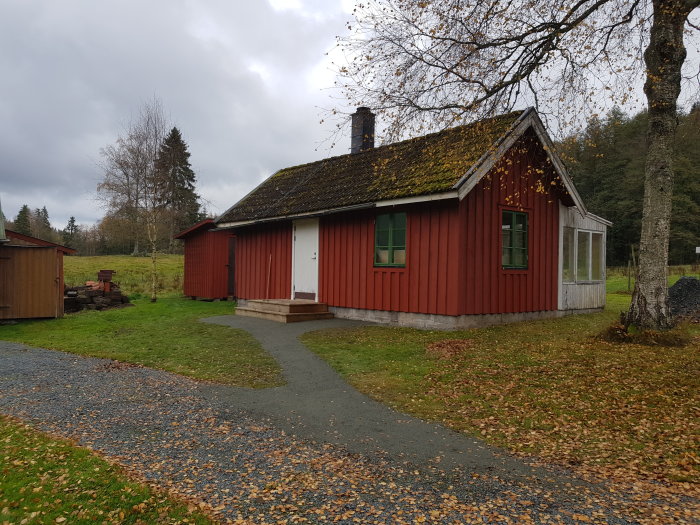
left=351, top=107, right=375, bottom=154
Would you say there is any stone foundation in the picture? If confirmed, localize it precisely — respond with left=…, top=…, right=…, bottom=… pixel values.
left=328, top=306, right=604, bottom=330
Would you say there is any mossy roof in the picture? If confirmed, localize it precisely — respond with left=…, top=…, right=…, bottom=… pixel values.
left=217, top=110, right=524, bottom=224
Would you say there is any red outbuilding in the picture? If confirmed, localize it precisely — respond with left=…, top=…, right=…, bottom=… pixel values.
left=214, top=107, right=609, bottom=328
left=175, top=219, right=236, bottom=300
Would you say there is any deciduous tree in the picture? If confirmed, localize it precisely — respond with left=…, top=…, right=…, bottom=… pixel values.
left=98, top=97, right=170, bottom=302
left=338, top=0, right=700, bottom=330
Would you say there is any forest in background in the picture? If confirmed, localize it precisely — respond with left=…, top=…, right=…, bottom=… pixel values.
left=560, top=105, right=700, bottom=266
left=3, top=106, right=698, bottom=264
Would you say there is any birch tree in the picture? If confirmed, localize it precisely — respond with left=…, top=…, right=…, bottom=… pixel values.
left=338, top=0, right=700, bottom=330
left=98, top=98, right=169, bottom=302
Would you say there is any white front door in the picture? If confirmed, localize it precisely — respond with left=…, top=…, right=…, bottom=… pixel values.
left=292, top=218, right=319, bottom=300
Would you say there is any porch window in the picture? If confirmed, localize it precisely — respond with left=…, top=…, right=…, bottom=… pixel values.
left=502, top=210, right=528, bottom=269
left=562, top=228, right=604, bottom=282
left=375, top=212, right=406, bottom=267
left=562, top=227, right=575, bottom=281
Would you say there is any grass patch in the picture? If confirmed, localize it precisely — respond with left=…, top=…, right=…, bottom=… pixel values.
left=301, top=292, right=700, bottom=484
left=64, top=254, right=184, bottom=296
left=0, top=415, right=212, bottom=524
left=0, top=297, right=283, bottom=388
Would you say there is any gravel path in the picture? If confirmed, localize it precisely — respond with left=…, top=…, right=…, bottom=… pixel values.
left=0, top=318, right=696, bottom=524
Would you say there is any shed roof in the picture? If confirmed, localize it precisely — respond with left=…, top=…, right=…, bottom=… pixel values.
left=174, top=219, right=217, bottom=239
left=4, top=230, right=77, bottom=254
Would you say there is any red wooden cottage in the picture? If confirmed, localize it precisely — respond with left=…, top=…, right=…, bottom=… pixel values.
left=175, top=219, right=236, bottom=300
left=0, top=201, right=76, bottom=319
left=215, top=107, right=610, bottom=329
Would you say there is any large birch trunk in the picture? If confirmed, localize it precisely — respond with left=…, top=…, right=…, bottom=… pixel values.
left=625, top=0, right=690, bottom=330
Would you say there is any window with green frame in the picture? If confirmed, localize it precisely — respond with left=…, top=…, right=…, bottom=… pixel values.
left=375, top=212, right=406, bottom=267
left=502, top=210, right=528, bottom=269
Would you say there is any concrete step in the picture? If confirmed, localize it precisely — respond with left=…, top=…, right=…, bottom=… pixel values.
left=245, top=299, right=329, bottom=314
left=235, top=307, right=334, bottom=323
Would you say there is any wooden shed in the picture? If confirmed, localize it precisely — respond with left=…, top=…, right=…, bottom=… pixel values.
left=0, top=229, right=76, bottom=320
left=174, top=219, right=236, bottom=300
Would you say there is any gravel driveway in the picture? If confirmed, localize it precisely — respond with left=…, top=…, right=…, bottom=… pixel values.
left=0, top=317, right=696, bottom=524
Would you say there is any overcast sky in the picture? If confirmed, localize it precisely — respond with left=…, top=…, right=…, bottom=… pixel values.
left=0, top=0, right=355, bottom=227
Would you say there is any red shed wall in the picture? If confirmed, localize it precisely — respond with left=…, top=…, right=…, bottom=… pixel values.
left=183, top=230, right=231, bottom=299
left=461, top=133, right=560, bottom=314
left=236, top=222, right=292, bottom=300
left=319, top=202, right=462, bottom=315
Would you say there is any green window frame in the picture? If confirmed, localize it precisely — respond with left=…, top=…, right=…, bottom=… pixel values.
left=374, top=212, right=406, bottom=267
left=502, top=210, right=528, bottom=269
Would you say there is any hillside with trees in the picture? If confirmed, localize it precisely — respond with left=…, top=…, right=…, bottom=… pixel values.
left=560, top=106, right=700, bottom=266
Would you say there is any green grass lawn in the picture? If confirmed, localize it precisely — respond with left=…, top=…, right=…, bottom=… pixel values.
left=301, top=292, right=700, bottom=485
left=0, top=297, right=283, bottom=388
left=0, top=415, right=213, bottom=524
left=64, top=254, right=184, bottom=296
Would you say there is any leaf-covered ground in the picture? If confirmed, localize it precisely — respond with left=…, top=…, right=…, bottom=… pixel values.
left=1, top=339, right=698, bottom=524
left=302, top=295, right=700, bottom=488
left=0, top=415, right=211, bottom=524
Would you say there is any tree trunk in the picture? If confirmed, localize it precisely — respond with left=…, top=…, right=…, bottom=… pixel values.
left=147, top=216, right=158, bottom=303
left=625, top=0, right=690, bottom=330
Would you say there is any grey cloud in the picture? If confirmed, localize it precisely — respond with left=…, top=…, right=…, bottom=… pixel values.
left=0, top=0, right=351, bottom=227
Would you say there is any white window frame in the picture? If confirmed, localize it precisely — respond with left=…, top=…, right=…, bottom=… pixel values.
left=562, top=228, right=605, bottom=284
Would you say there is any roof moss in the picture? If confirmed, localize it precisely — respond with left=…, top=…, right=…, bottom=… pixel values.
left=217, top=111, right=523, bottom=223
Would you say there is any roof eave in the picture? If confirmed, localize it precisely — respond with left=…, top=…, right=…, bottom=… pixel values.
left=216, top=191, right=459, bottom=229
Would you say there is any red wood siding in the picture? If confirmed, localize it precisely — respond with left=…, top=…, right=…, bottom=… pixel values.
left=236, top=222, right=292, bottom=300
left=182, top=230, right=231, bottom=299
left=319, top=202, right=462, bottom=315
left=318, top=130, right=560, bottom=316
left=461, top=132, right=560, bottom=314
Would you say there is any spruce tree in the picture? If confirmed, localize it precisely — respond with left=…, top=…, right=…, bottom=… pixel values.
left=14, top=205, right=32, bottom=236
left=155, top=127, right=202, bottom=251
left=32, top=206, right=53, bottom=241
left=63, top=216, right=78, bottom=248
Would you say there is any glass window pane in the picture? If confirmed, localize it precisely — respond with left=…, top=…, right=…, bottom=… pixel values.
left=393, top=228, right=406, bottom=248
left=502, top=247, right=511, bottom=267
left=375, top=248, right=389, bottom=264
left=502, top=210, right=511, bottom=231
left=393, top=249, right=406, bottom=265
left=591, top=232, right=603, bottom=280
left=502, top=210, right=528, bottom=268
left=563, top=227, right=575, bottom=282
left=577, top=231, right=590, bottom=281
left=375, top=212, right=407, bottom=267
left=502, top=229, right=512, bottom=249
left=377, top=214, right=390, bottom=229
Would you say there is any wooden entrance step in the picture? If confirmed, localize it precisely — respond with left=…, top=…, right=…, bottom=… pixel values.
left=235, top=299, right=334, bottom=323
